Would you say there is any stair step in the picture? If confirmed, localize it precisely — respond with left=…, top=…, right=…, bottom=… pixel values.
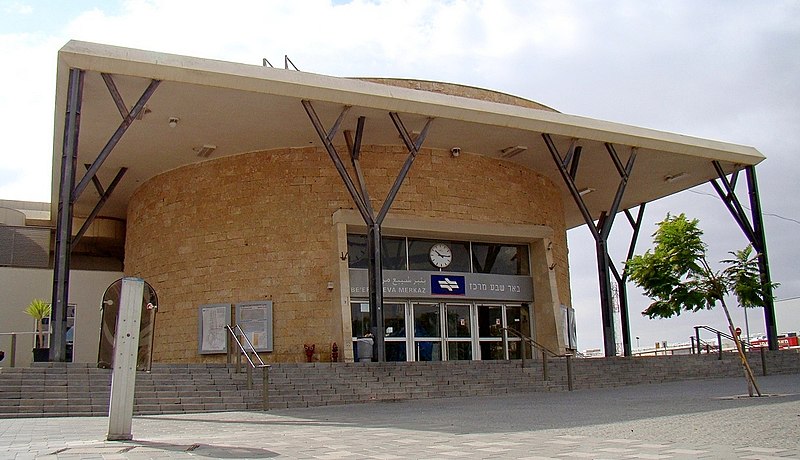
left=1, top=361, right=556, bottom=417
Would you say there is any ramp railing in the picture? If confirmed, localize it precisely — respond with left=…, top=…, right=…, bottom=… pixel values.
left=225, top=324, right=271, bottom=410
left=501, top=327, right=574, bottom=391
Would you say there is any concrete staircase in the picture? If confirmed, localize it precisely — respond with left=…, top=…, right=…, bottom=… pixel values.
left=0, top=360, right=560, bottom=418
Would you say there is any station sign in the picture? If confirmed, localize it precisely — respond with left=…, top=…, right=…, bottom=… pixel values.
left=349, top=269, right=533, bottom=302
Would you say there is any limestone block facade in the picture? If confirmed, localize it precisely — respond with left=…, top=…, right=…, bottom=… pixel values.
left=125, top=145, right=570, bottom=363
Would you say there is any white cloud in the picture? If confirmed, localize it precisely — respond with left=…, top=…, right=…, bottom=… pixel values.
left=3, top=1, right=33, bottom=15
left=0, top=32, right=64, bottom=201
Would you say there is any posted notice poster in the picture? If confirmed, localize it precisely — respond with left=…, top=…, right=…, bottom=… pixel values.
left=198, top=303, right=231, bottom=354
left=235, top=301, right=273, bottom=352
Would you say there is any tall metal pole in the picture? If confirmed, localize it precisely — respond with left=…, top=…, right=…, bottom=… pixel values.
left=618, top=204, right=646, bottom=357
left=746, top=166, right=778, bottom=350
left=618, top=279, right=632, bottom=357
left=596, top=239, right=617, bottom=356
left=50, top=68, right=84, bottom=362
left=367, top=224, right=385, bottom=361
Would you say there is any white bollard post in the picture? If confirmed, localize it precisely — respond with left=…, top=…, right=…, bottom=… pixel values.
left=107, top=277, right=145, bottom=441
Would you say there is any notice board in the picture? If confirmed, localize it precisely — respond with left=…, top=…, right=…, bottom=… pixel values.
left=198, top=303, right=231, bottom=354
left=235, top=301, right=273, bottom=352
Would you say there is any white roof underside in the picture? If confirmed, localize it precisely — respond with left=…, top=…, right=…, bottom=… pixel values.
left=52, top=41, right=764, bottom=229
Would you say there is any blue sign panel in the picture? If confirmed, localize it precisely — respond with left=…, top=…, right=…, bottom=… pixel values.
left=431, top=275, right=466, bottom=296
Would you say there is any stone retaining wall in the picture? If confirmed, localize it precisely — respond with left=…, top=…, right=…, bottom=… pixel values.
left=541, top=349, right=800, bottom=390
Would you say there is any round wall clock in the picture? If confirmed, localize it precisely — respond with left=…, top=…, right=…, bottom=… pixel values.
left=429, top=243, right=452, bottom=268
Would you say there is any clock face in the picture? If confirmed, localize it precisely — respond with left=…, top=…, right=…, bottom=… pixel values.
left=429, top=243, right=453, bottom=268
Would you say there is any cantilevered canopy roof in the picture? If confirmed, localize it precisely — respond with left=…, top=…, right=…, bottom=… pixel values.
left=52, top=41, right=764, bottom=229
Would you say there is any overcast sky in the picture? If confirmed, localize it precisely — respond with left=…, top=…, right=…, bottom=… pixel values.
left=1, top=0, right=798, bottom=352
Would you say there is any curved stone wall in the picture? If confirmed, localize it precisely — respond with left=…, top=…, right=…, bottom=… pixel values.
left=125, top=146, right=569, bottom=363
left=356, top=78, right=558, bottom=112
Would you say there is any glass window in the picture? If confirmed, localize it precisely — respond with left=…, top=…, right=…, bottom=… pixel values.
left=447, top=342, right=472, bottom=360
left=384, top=303, right=407, bottom=338
left=351, top=302, right=370, bottom=338
left=386, top=342, right=407, bottom=362
left=408, top=239, right=470, bottom=272
left=381, top=237, right=407, bottom=270
left=478, top=305, right=503, bottom=338
left=480, top=342, right=505, bottom=360
left=472, top=243, right=530, bottom=275
left=347, top=234, right=368, bottom=269
left=413, top=304, right=441, bottom=338
left=446, top=305, right=471, bottom=338
left=415, top=341, right=442, bottom=361
left=507, top=340, right=524, bottom=360
left=506, top=304, right=530, bottom=336
left=347, top=234, right=407, bottom=270
left=384, top=303, right=407, bottom=362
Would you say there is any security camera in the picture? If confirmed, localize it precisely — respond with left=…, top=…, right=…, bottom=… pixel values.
left=450, top=147, right=461, bottom=157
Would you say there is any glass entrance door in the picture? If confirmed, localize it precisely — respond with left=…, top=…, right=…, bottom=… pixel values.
left=477, top=304, right=505, bottom=359
left=352, top=300, right=530, bottom=362
left=412, top=303, right=442, bottom=361
left=351, top=301, right=409, bottom=362
left=384, top=302, right=408, bottom=361
left=476, top=303, right=532, bottom=360
left=445, top=304, right=473, bottom=360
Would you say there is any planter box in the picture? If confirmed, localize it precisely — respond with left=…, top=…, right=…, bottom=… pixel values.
left=32, top=348, right=49, bottom=362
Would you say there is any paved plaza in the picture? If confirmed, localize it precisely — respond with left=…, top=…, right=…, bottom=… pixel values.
left=1, top=373, right=798, bottom=459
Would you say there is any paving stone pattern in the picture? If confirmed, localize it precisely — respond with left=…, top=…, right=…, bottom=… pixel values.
left=0, top=374, right=798, bottom=459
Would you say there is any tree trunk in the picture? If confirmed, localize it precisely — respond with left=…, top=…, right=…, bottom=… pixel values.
left=719, top=298, right=761, bottom=397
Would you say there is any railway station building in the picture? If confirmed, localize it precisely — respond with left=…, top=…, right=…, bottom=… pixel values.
left=1, top=41, right=776, bottom=366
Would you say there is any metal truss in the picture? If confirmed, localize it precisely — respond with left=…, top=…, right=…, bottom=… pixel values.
left=710, top=161, right=778, bottom=350
left=50, top=70, right=159, bottom=361
left=542, top=134, right=639, bottom=357
left=302, top=100, right=432, bottom=361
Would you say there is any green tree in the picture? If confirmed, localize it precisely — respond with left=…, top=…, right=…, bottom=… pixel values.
left=723, top=245, right=772, bottom=309
left=24, top=298, right=51, bottom=349
left=627, top=214, right=772, bottom=397
left=722, top=245, right=778, bottom=344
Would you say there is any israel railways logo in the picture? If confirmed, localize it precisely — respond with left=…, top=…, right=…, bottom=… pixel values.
left=431, top=275, right=466, bottom=296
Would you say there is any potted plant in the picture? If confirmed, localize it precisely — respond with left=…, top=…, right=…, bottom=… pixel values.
left=24, top=298, right=51, bottom=362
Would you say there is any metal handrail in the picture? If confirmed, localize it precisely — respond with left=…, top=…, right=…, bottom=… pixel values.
left=693, top=336, right=719, bottom=351
left=225, top=324, right=268, bottom=368
left=0, top=331, right=53, bottom=367
left=694, top=325, right=752, bottom=360
left=225, top=324, right=271, bottom=410
left=501, top=327, right=563, bottom=358
left=500, top=327, right=574, bottom=391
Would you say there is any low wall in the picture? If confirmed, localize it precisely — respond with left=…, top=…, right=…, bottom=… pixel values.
left=543, top=349, right=800, bottom=390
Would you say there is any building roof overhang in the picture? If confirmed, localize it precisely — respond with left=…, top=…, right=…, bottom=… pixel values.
left=52, top=40, right=764, bottom=229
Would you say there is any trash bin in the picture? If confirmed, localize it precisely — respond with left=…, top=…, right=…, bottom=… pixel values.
left=356, top=337, right=374, bottom=362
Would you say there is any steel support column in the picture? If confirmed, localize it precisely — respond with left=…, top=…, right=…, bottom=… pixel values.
left=366, top=223, right=384, bottom=360
left=711, top=162, right=777, bottom=350
left=542, top=134, right=637, bottom=357
left=746, top=166, right=778, bottom=350
left=50, top=68, right=84, bottom=362
left=609, top=204, right=646, bottom=356
left=302, top=100, right=431, bottom=361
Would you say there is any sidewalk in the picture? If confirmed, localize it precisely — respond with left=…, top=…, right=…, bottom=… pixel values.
left=1, top=374, right=798, bottom=459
